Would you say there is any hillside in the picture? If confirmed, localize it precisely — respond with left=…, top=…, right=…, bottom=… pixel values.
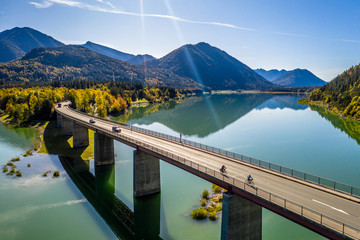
left=273, top=69, right=326, bottom=87
left=254, top=68, right=288, bottom=82
left=82, top=41, right=155, bottom=64
left=0, top=45, right=197, bottom=88
left=307, top=65, right=360, bottom=119
left=146, top=42, right=273, bottom=90
left=0, top=27, right=64, bottom=62
left=255, top=68, right=326, bottom=87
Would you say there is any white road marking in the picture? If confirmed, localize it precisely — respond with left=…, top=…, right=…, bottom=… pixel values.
left=312, top=199, right=349, bottom=215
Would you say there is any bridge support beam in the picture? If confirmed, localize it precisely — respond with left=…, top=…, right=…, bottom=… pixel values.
left=57, top=113, right=62, bottom=127
left=94, top=133, right=114, bottom=165
left=61, top=117, right=73, bottom=136
left=133, top=150, right=160, bottom=197
left=221, top=192, right=262, bottom=240
left=73, top=123, right=89, bottom=148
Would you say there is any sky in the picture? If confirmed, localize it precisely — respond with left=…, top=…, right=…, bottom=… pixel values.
left=1, top=0, right=360, bottom=81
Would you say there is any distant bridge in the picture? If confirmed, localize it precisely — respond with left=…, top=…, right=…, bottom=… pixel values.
left=55, top=102, right=360, bottom=240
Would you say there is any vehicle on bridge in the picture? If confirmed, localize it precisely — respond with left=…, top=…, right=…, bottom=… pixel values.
left=89, top=118, right=95, bottom=124
left=112, top=126, right=121, bottom=133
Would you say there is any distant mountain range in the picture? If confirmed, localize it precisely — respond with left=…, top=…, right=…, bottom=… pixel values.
left=82, top=41, right=155, bottom=65
left=255, top=68, right=326, bottom=87
left=0, top=45, right=196, bottom=87
left=0, top=26, right=328, bottom=91
left=147, top=42, right=273, bottom=90
left=0, top=27, right=64, bottom=62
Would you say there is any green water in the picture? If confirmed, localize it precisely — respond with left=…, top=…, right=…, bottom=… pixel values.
left=1, top=94, right=360, bottom=239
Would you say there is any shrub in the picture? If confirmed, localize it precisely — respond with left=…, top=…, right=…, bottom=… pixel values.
left=42, top=170, right=52, bottom=177
left=16, top=170, right=22, bottom=177
left=2, top=166, right=8, bottom=172
left=27, top=163, right=31, bottom=167
left=211, top=197, right=220, bottom=203
left=24, top=149, right=33, bottom=156
left=11, top=157, right=20, bottom=162
left=212, top=184, right=222, bottom=193
left=200, top=199, right=206, bottom=206
left=6, top=162, right=15, bottom=167
left=8, top=168, right=15, bottom=175
left=191, top=208, right=207, bottom=220
left=208, top=211, right=217, bottom=221
left=202, top=189, right=209, bottom=199
left=53, top=171, right=60, bottom=178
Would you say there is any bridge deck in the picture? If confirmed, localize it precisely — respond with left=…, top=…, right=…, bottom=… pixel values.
left=57, top=104, right=360, bottom=239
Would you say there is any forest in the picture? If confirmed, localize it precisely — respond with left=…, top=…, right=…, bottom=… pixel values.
left=0, top=80, right=182, bottom=124
left=305, top=64, right=360, bottom=119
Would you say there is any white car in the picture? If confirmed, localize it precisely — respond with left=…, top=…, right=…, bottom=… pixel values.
left=112, top=126, right=121, bottom=132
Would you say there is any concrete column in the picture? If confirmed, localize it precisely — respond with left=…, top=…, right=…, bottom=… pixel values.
left=133, top=150, right=160, bottom=197
left=61, top=117, right=73, bottom=136
left=221, top=192, right=262, bottom=240
left=57, top=113, right=62, bottom=127
left=73, top=123, right=89, bottom=148
left=95, top=163, right=115, bottom=203
left=94, top=132, right=114, bottom=165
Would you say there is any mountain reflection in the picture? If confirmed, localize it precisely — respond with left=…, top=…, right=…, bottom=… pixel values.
left=310, top=105, right=360, bottom=145
left=127, top=94, right=308, bottom=138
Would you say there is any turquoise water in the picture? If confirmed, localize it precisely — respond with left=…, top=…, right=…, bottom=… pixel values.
left=1, top=94, right=360, bottom=239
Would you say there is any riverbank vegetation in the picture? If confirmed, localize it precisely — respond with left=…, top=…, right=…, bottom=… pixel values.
left=0, top=81, right=182, bottom=125
left=191, top=184, right=225, bottom=221
left=299, top=65, right=360, bottom=120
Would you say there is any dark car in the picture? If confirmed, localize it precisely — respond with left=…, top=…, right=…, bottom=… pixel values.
left=112, top=126, right=121, bottom=133
left=89, top=118, right=95, bottom=123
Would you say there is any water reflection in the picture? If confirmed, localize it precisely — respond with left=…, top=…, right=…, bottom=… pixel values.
left=59, top=156, right=161, bottom=240
left=310, top=105, right=360, bottom=145
left=127, top=94, right=309, bottom=137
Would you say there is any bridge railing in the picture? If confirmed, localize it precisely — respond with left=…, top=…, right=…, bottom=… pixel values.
left=102, top=127, right=360, bottom=240
left=56, top=107, right=360, bottom=239
left=59, top=106, right=360, bottom=199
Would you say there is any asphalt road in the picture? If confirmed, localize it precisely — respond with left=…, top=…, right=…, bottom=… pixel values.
left=58, top=104, right=360, bottom=238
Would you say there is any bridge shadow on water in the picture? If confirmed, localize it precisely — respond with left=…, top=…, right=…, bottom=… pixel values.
left=59, top=156, right=162, bottom=240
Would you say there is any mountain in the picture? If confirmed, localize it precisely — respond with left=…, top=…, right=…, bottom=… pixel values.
left=82, top=41, right=155, bottom=65
left=273, top=69, right=326, bottom=87
left=0, top=45, right=197, bottom=87
left=146, top=42, right=273, bottom=90
left=254, top=68, right=288, bottom=82
left=255, top=68, right=326, bottom=87
left=0, top=27, right=64, bottom=62
left=308, top=64, right=360, bottom=119
left=127, top=54, right=156, bottom=65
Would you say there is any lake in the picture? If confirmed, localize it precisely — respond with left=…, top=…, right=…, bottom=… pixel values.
left=1, top=94, right=359, bottom=239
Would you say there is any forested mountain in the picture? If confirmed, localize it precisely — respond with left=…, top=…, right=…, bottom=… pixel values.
left=82, top=41, right=155, bottom=64
left=254, top=68, right=288, bottom=82
left=308, top=64, right=360, bottom=119
left=255, top=68, right=326, bottom=87
left=0, top=45, right=197, bottom=88
left=0, top=27, right=64, bottom=62
left=146, top=42, right=273, bottom=90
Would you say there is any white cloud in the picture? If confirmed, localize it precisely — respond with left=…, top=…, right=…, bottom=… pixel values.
left=29, top=1, right=54, bottom=8
left=28, top=0, right=255, bottom=31
left=335, top=38, right=360, bottom=44
left=274, top=31, right=309, bottom=38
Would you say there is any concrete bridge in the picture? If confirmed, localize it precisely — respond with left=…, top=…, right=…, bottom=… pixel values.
left=55, top=102, right=360, bottom=240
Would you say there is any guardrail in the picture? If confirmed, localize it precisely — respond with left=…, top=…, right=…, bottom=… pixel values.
left=58, top=105, right=360, bottom=199
left=56, top=107, right=360, bottom=239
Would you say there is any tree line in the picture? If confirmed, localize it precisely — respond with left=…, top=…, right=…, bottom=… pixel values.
left=0, top=81, right=182, bottom=124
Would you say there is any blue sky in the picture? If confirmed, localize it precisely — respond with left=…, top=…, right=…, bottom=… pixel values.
left=1, top=0, right=360, bottom=81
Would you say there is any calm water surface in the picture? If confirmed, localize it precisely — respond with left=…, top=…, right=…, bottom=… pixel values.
left=1, top=94, right=359, bottom=239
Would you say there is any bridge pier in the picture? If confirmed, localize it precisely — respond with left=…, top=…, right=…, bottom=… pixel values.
left=73, top=123, right=89, bottom=148
left=57, top=113, right=62, bottom=127
left=221, top=192, right=262, bottom=240
left=61, top=117, right=73, bottom=136
left=94, top=133, right=114, bottom=165
left=133, top=150, right=160, bottom=197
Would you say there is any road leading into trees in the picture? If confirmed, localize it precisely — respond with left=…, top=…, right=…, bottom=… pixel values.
left=56, top=103, right=360, bottom=240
